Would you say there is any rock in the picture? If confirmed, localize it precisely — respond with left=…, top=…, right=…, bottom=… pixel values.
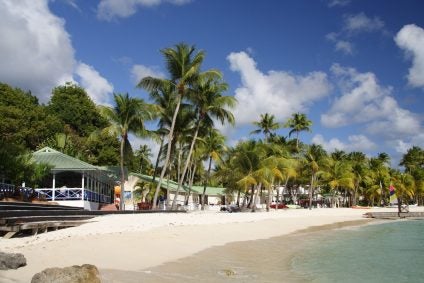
left=0, top=251, right=27, bottom=270
left=31, top=264, right=101, bottom=283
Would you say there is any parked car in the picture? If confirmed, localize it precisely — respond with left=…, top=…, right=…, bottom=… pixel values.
left=269, top=203, right=288, bottom=209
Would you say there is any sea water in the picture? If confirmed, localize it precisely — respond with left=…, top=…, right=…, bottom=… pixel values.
left=292, top=220, right=424, bottom=283
left=101, top=220, right=424, bottom=283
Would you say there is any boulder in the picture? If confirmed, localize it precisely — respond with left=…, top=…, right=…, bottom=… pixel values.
left=0, top=251, right=27, bottom=270
left=31, top=264, right=101, bottom=283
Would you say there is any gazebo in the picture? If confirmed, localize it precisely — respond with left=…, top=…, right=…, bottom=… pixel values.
left=33, top=147, right=116, bottom=210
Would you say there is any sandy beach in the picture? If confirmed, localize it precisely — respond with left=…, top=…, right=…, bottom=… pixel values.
left=0, top=207, right=417, bottom=282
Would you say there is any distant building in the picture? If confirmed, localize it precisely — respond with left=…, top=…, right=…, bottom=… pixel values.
left=126, top=173, right=229, bottom=210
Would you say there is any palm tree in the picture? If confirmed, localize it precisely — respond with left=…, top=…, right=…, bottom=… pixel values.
left=255, top=154, right=285, bottom=212
left=199, top=128, right=227, bottom=210
left=138, top=43, right=219, bottom=209
left=99, top=93, right=156, bottom=210
left=284, top=112, right=312, bottom=150
left=251, top=113, right=280, bottom=142
left=170, top=76, right=235, bottom=209
left=302, top=144, right=328, bottom=210
left=391, top=170, right=415, bottom=214
left=399, top=146, right=424, bottom=205
left=147, top=82, right=177, bottom=184
left=232, top=140, right=263, bottom=209
left=324, top=158, right=354, bottom=207
left=134, top=145, right=152, bottom=174
left=347, top=151, right=368, bottom=206
left=368, top=156, right=390, bottom=206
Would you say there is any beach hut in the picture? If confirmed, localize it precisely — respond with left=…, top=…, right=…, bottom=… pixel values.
left=33, top=147, right=116, bottom=210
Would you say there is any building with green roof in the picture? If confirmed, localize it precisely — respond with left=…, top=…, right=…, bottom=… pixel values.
left=33, top=147, right=116, bottom=210
left=126, top=173, right=229, bottom=210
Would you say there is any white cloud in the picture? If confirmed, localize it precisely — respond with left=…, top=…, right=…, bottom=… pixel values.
left=322, top=64, right=421, bottom=139
left=326, top=33, right=354, bottom=55
left=395, top=24, right=424, bottom=89
left=75, top=63, right=114, bottom=105
left=343, top=12, right=385, bottom=33
left=394, top=140, right=412, bottom=154
left=0, top=0, right=114, bottom=104
left=326, top=12, right=385, bottom=55
left=312, top=134, right=376, bottom=153
left=227, top=51, right=331, bottom=126
left=327, top=0, right=350, bottom=7
left=97, top=0, right=192, bottom=21
left=0, top=0, right=75, bottom=101
left=335, top=40, right=353, bottom=55
left=131, top=64, right=165, bottom=85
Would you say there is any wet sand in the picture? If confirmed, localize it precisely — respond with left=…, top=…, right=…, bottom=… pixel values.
left=99, top=219, right=373, bottom=283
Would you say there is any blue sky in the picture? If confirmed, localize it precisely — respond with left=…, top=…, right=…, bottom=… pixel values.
left=1, top=0, right=423, bottom=167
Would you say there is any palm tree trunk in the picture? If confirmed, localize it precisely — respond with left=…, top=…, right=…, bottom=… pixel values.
left=308, top=175, right=314, bottom=210
left=152, top=136, right=164, bottom=183
left=251, top=183, right=262, bottom=212
left=119, top=135, right=126, bottom=211
left=246, top=185, right=254, bottom=208
left=171, top=121, right=200, bottom=210
left=152, top=95, right=182, bottom=209
left=266, top=186, right=272, bottom=212
left=276, top=185, right=280, bottom=211
left=242, top=188, right=248, bottom=208
left=201, top=155, right=213, bottom=210
left=185, top=162, right=196, bottom=206
left=352, top=183, right=358, bottom=206
left=296, top=131, right=299, bottom=150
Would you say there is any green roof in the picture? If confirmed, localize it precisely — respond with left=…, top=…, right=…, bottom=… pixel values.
left=190, top=185, right=226, bottom=195
left=33, top=147, right=98, bottom=171
left=129, top=173, right=226, bottom=195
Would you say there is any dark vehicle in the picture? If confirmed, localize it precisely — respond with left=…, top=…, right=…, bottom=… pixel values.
left=269, top=203, right=288, bottom=209
left=220, top=204, right=241, bottom=213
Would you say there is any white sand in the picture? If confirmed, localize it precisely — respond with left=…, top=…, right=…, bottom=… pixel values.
left=0, top=207, right=418, bottom=282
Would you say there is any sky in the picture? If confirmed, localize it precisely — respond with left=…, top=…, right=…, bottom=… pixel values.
left=1, top=0, right=423, bottom=167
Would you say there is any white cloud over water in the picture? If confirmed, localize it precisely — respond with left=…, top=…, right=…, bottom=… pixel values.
left=395, top=24, right=424, bottom=89
left=227, top=51, right=331, bottom=126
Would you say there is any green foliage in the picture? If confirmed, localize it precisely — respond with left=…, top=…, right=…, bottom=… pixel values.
left=251, top=113, right=280, bottom=141
left=0, top=140, right=50, bottom=187
left=84, top=132, right=120, bottom=166
left=47, top=82, right=107, bottom=137
left=0, top=83, right=61, bottom=149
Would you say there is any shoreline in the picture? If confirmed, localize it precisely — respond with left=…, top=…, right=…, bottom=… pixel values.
left=0, top=207, right=416, bottom=282
left=99, top=218, right=375, bottom=283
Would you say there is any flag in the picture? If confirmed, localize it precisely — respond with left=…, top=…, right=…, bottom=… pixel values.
left=389, top=185, right=397, bottom=204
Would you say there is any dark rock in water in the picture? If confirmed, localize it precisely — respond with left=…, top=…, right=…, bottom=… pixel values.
left=31, top=264, right=101, bottom=283
left=0, top=251, right=27, bottom=270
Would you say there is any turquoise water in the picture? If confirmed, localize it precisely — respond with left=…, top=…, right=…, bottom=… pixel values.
left=101, top=220, right=424, bottom=282
left=292, top=220, right=424, bottom=283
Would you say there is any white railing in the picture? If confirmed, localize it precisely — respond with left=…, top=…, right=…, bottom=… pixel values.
left=35, top=188, right=111, bottom=204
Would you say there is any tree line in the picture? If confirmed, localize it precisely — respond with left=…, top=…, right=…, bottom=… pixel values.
left=1, top=43, right=423, bottom=211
